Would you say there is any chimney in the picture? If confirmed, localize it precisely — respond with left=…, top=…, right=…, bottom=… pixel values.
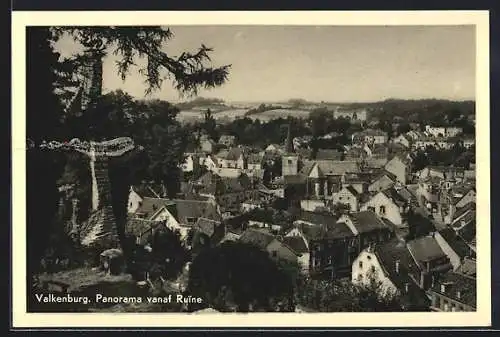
left=395, top=259, right=400, bottom=274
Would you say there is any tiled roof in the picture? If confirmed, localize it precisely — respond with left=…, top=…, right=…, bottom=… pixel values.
left=172, top=199, right=221, bottom=223
left=437, top=228, right=475, bottom=259
left=135, top=197, right=174, bottom=219
left=315, top=160, right=360, bottom=176
left=296, top=221, right=354, bottom=241
left=194, top=217, right=222, bottom=238
left=350, top=211, right=391, bottom=234
left=407, top=236, right=447, bottom=264
left=429, top=271, right=476, bottom=308
left=126, top=217, right=163, bottom=237
left=374, top=239, right=429, bottom=308
left=345, top=185, right=360, bottom=197
left=282, top=236, right=309, bottom=254
left=239, top=228, right=276, bottom=250
left=132, top=185, right=160, bottom=198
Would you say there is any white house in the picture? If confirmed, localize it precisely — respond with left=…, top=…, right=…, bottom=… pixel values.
left=361, top=189, right=408, bottom=227
left=331, top=185, right=360, bottom=212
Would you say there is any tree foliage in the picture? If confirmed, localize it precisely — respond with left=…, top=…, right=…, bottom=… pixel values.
left=53, top=27, right=230, bottom=96
left=186, top=241, right=296, bottom=312
left=26, top=26, right=230, bottom=282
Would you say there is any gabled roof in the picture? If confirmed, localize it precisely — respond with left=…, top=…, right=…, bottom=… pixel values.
left=374, top=239, right=428, bottom=305
left=172, top=199, right=221, bottom=223
left=315, top=160, right=360, bottom=176
left=135, top=197, right=174, bottom=219
left=407, top=236, right=447, bottom=265
left=349, top=211, right=391, bottom=234
left=437, top=228, right=475, bottom=259
left=429, top=271, right=476, bottom=308
left=239, top=228, right=276, bottom=250
left=194, top=217, right=222, bottom=238
left=131, top=185, right=161, bottom=198
left=125, top=218, right=163, bottom=237
left=282, top=236, right=309, bottom=254
left=344, top=185, right=360, bottom=197
left=382, top=188, right=409, bottom=207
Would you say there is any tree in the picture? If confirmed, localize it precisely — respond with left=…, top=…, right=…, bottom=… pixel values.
left=203, top=108, right=218, bottom=140
left=53, top=27, right=230, bottom=96
left=298, top=278, right=408, bottom=312
left=186, top=241, right=296, bottom=312
left=26, top=26, right=230, bottom=284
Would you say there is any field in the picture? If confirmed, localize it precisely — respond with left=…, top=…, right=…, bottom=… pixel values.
left=176, top=108, right=249, bottom=124
left=248, top=109, right=312, bottom=122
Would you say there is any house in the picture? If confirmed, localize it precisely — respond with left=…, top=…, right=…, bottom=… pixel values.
left=202, top=155, right=219, bottom=171
left=384, top=155, right=412, bottom=185
left=282, top=236, right=310, bottom=273
left=265, top=143, right=284, bottom=154
left=417, top=176, right=442, bottom=208
left=191, top=217, right=225, bottom=252
left=426, top=271, right=476, bottom=311
left=194, top=171, right=259, bottom=212
left=218, top=134, right=236, bottom=147
left=406, top=235, right=453, bottom=289
left=132, top=197, right=221, bottom=239
left=367, top=170, right=397, bottom=193
left=247, top=153, right=264, bottom=171
left=361, top=187, right=413, bottom=227
left=125, top=218, right=164, bottom=245
left=289, top=212, right=358, bottom=278
left=352, top=129, right=388, bottom=145
left=239, top=228, right=298, bottom=263
left=181, top=153, right=201, bottom=173
left=351, top=239, right=430, bottom=310
left=434, top=228, right=476, bottom=270
left=300, top=160, right=360, bottom=199
left=127, top=185, right=161, bottom=214
left=449, top=202, right=476, bottom=244
left=331, top=185, right=360, bottom=212
left=336, top=211, right=395, bottom=250
left=214, top=147, right=247, bottom=169
left=393, top=134, right=411, bottom=148
left=343, top=172, right=373, bottom=194
left=441, top=185, right=476, bottom=224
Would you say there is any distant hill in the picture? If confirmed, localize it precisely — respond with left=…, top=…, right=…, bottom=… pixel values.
left=175, top=97, right=227, bottom=111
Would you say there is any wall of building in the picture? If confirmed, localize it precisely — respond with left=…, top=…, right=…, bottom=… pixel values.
left=351, top=250, right=398, bottom=297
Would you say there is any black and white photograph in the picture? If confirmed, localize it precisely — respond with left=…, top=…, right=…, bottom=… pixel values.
left=12, top=11, right=490, bottom=328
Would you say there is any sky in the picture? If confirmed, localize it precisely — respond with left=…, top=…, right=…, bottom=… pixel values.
left=53, top=25, right=476, bottom=103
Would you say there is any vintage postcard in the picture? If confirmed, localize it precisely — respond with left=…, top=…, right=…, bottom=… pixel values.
left=11, top=10, right=490, bottom=328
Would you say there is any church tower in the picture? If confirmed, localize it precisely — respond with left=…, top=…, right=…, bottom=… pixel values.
left=282, top=124, right=299, bottom=176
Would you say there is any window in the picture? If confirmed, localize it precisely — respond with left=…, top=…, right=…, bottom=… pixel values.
left=367, top=255, right=372, bottom=260
left=379, top=205, right=386, bottom=215
left=288, top=159, right=292, bottom=164
left=272, top=251, right=277, bottom=258
left=359, top=261, right=363, bottom=269
left=368, top=206, right=375, bottom=212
